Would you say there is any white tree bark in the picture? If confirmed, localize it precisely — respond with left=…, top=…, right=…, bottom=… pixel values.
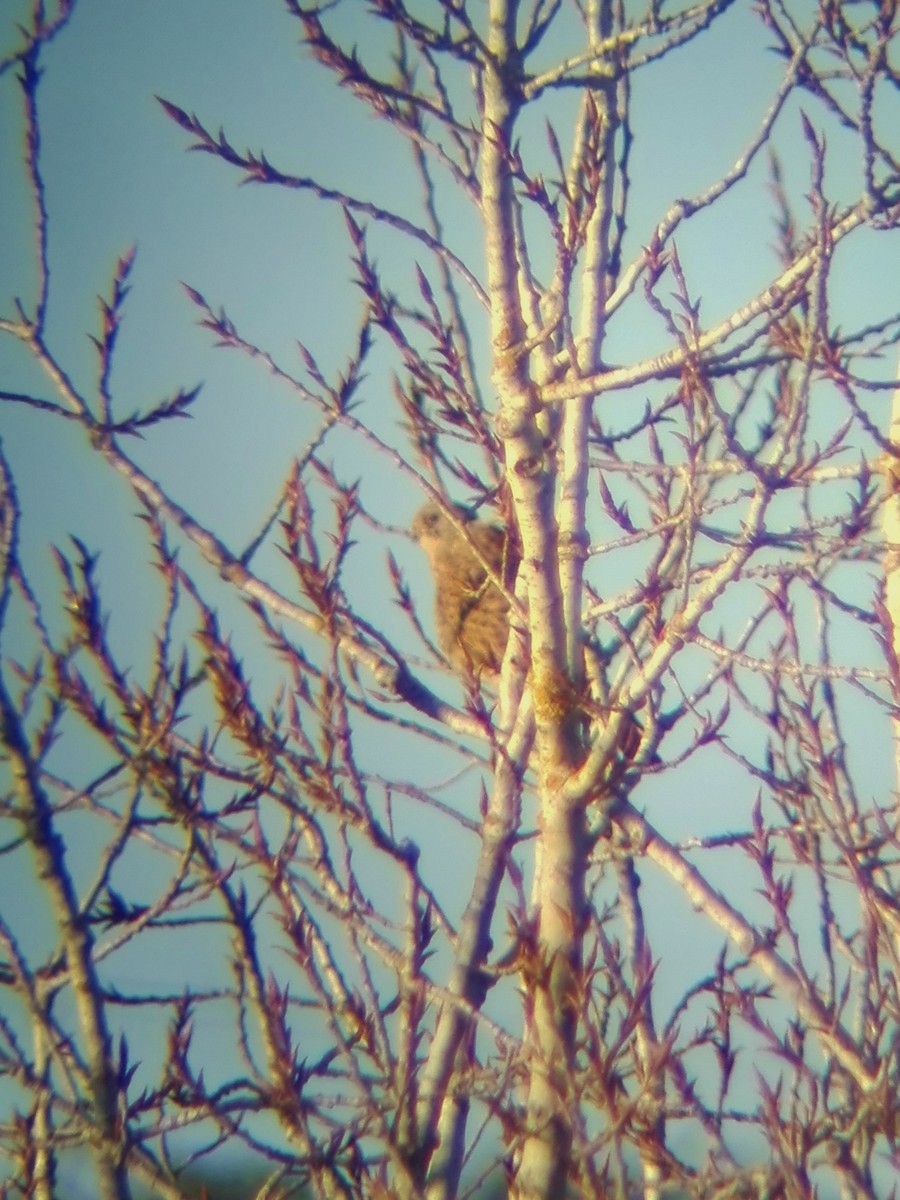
left=883, top=350, right=900, bottom=796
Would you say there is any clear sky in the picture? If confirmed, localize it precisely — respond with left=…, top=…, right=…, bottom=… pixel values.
left=1, top=1, right=899, bottom=1195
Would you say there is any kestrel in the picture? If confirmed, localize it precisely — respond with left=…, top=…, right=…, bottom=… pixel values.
left=411, top=502, right=519, bottom=677
left=411, top=501, right=649, bottom=762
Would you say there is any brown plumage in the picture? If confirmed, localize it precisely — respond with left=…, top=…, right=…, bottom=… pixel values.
left=411, top=503, right=650, bottom=761
left=411, top=502, right=519, bottom=677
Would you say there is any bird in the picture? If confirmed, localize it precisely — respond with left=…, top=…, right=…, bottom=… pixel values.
left=410, top=502, right=519, bottom=678
left=411, top=501, right=650, bottom=764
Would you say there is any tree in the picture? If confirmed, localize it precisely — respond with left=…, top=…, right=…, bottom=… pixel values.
left=1, top=1, right=899, bottom=1198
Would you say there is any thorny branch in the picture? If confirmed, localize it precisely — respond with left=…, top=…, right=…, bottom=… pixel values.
left=1, top=1, right=899, bottom=1198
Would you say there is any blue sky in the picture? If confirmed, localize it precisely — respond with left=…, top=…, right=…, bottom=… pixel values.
left=2, top=1, right=899, bottom=1193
